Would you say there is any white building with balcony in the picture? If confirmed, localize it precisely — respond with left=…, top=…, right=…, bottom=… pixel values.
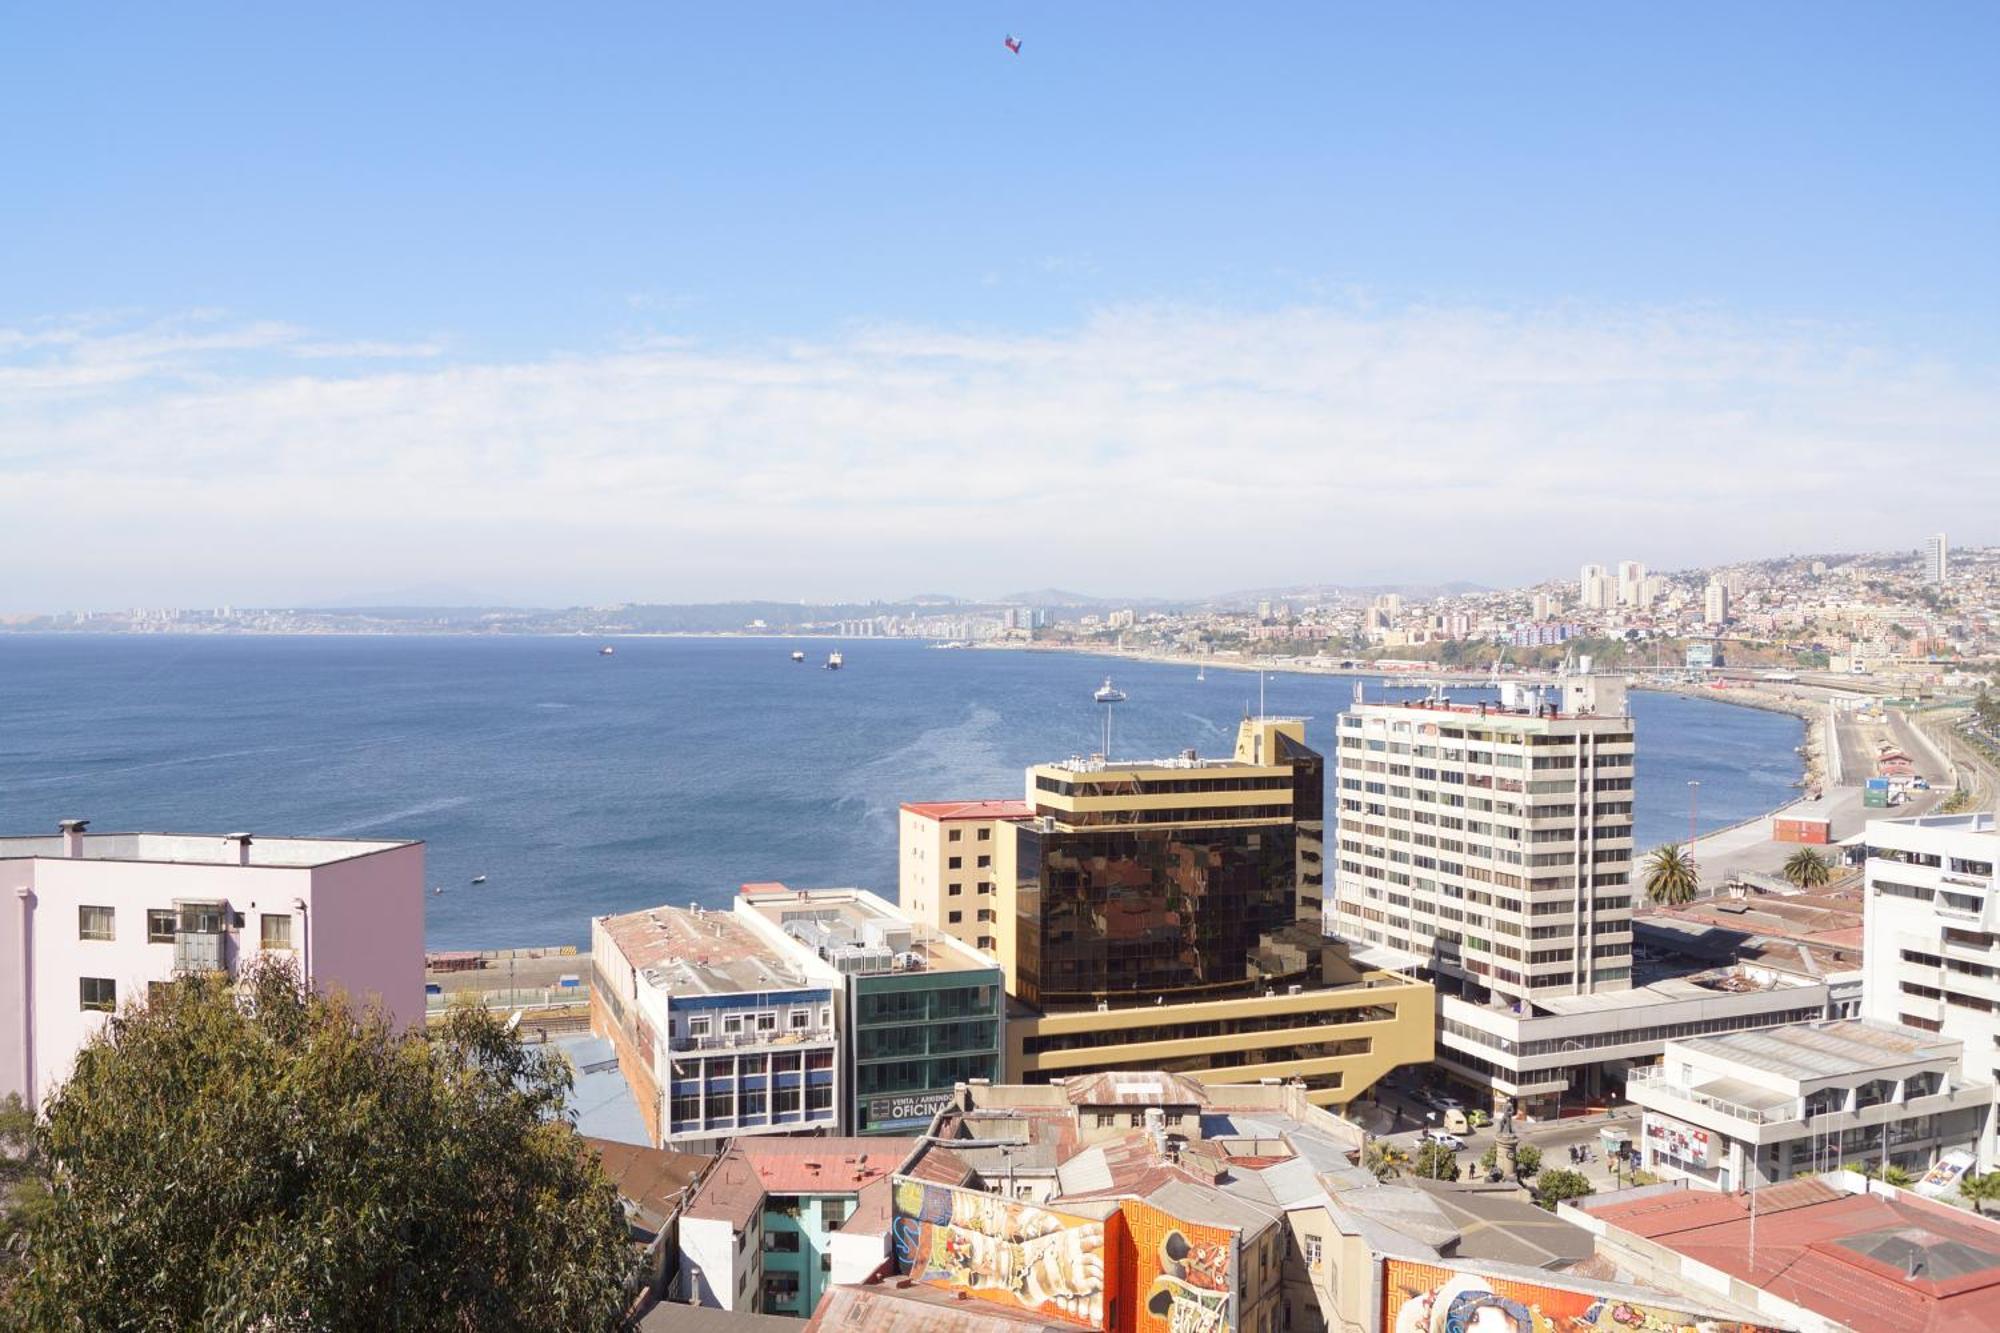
left=1, top=820, right=426, bottom=1109
left=1626, top=1020, right=1993, bottom=1191
left=1860, top=812, right=2000, bottom=1090
left=592, top=902, right=843, bottom=1150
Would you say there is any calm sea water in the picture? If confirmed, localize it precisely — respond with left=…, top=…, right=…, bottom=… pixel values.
left=0, top=636, right=1803, bottom=949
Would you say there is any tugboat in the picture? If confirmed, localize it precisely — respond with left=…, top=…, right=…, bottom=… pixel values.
left=1092, top=676, right=1126, bottom=703
left=791, top=650, right=806, bottom=663
left=825, top=651, right=844, bottom=670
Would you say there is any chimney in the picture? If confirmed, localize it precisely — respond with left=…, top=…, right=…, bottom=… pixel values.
left=225, top=832, right=253, bottom=866
left=58, top=818, right=89, bottom=858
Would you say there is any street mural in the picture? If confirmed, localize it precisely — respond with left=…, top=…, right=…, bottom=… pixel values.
left=892, top=1178, right=1112, bottom=1328
left=1124, top=1198, right=1236, bottom=1333
left=1383, top=1260, right=1784, bottom=1333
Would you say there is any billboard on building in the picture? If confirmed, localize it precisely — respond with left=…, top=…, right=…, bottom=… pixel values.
left=891, top=1178, right=1117, bottom=1329
left=1382, top=1260, right=1781, bottom=1333
left=1122, top=1199, right=1237, bottom=1333
left=1643, top=1112, right=1714, bottom=1168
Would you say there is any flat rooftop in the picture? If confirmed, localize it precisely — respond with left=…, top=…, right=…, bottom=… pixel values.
left=900, top=799, right=1033, bottom=822
left=598, top=904, right=820, bottom=998
left=1529, top=965, right=1822, bottom=1017
left=0, top=830, right=414, bottom=868
left=1673, top=1020, right=1958, bottom=1082
left=738, top=883, right=993, bottom=975
left=1871, top=811, right=1997, bottom=838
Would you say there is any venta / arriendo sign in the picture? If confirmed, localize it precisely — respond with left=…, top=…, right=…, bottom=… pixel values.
left=868, top=1092, right=954, bottom=1126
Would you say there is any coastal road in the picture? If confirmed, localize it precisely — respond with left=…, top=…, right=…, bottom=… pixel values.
left=1687, top=705, right=1942, bottom=891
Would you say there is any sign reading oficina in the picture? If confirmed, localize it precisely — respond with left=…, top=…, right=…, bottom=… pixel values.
left=869, top=1092, right=954, bottom=1126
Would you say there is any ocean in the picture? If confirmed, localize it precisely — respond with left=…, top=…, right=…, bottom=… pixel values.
left=0, top=635, right=1804, bottom=950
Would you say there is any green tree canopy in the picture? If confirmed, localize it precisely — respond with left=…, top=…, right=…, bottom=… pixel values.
left=1534, top=1168, right=1594, bottom=1212
left=0, top=1093, right=47, bottom=1318
left=1643, top=844, right=1701, bottom=906
left=1412, top=1142, right=1460, bottom=1181
left=1783, top=847, right=1832, bottom=890
left=17, top=960, right=632, bottom=1331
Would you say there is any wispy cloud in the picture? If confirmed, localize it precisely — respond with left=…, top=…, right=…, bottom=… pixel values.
left=2, top=303, right=1994, bottom=608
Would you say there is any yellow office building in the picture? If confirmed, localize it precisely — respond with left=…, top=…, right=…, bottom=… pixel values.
left=978, top=716, right=1432, bottom=1108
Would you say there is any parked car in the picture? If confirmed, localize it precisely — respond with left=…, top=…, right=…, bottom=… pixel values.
left=1419, top=1130, right=1466, bottom=1151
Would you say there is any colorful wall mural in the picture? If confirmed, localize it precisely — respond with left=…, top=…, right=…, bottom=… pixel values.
left=1382, top=1259, right=1783, bottom=1333
left=891, top=1178, right=1115, bottom=1328
left=1123, top=1198, right=1237, bottom=1333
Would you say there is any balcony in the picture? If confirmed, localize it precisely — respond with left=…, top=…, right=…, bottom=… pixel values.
left=670, top=1028, right=833, bottom=1053
left=174, top=929, right=229, bottom=975
left=1627, top=1069, right=1797, bottom=1126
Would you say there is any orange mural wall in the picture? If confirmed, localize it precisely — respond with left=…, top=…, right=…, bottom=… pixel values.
left=1381, top=1259, right=1784, bottom=1333
left=1121, top=1199, right=1237, bottom=1333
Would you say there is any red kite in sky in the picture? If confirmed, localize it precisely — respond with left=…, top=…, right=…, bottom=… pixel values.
left=1004, top=35, right=1022, bottom=54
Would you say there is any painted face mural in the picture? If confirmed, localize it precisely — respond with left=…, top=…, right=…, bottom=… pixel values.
left=1384, top=1262, right=1783, bottom=1333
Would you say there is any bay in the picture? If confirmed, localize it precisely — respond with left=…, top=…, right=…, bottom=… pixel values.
left=0, top=635, right=1803, bottom=949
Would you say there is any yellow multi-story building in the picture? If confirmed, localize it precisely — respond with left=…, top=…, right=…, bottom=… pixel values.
left=967, top=716, right=1431, bottom=1108
left=897, top=799, right=1031, bottom=957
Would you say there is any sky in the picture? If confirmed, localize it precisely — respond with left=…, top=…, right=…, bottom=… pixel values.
left=4, top=2, right=1997, bottom=608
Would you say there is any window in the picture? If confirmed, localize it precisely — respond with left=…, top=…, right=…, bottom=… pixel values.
left=147, top=909, right=177, bottom=944
left=78, top=906, right=115, bottom=942
left=822, top=1198, right=851, bottom=1227
left=948, top=856, right=962, bottom=869
left=948, top=829, right=963, bottom=842
left=724, top=1015, right=745, bottom=1034
left=79, top=977, right=116, bottom=1012
left=948, top=910, right=962, bottom=923
left=689, top=1016, right=711, bottom=1037
left=948, top=883, right=963, bottom=897
left=977, top=936, right=996, bottom=950
left=978, top=827, right=991, bottom=841
left=790, top=1009, right=809, bottom=1030
left=756, top=1012, right=778, bottom=1032
left=977, top=855, right=991, bottom=868
left=763, top=1230, right=801, bottom=1253
left=259, top=912, right=293, bottom=951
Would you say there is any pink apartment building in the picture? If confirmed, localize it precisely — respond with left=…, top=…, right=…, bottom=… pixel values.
left=1, top=820, right=425, bottom=1109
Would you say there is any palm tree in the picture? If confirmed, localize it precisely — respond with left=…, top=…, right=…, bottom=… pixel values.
left=1644, top=844, right=1700, bottom=906
left=1783, top=847, right=1831, bottom=890
left=1365, top=1143, right=1410, bottom=1181
left=1960, top=1170, right=2000, bottom=1217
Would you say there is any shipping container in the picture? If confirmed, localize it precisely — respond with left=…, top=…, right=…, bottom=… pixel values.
left=1773, top=816, right=1832, bottom=845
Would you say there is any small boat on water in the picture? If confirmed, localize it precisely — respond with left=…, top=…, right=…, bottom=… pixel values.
left=1093, top=676, right=1126, bottom=703
left=825, top=651, right=844, bottom=670
left=791, top=650, right=806, bottom=663
left=1197, top=665, right=1206, bottom=682
left=471, top=874, right=487, bottom=885
left=599, top=645, right=615, bottom=656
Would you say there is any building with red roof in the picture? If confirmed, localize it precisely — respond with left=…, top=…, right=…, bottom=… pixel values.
left=1571, top=1172, right=2000, bottom=1333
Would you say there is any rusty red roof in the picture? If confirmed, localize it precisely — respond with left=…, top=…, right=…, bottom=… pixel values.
left=900, top=800, right=1034, bottom=822
left=1585, top=1180, right=2000, bottom=1333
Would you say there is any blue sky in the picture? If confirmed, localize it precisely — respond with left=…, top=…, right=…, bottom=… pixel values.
left=3, top=3, right=1997, bottom=605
